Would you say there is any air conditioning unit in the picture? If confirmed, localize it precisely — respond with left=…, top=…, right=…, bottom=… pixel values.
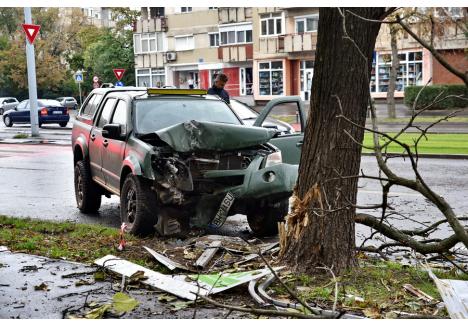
left=166, top=52, right=177, bottom=61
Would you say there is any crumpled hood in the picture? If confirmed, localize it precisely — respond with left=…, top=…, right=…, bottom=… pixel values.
left=155, top=120, right=277, bottom=152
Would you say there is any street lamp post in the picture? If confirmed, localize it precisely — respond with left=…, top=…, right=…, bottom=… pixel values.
left=24, top=7, right=39, bottom=137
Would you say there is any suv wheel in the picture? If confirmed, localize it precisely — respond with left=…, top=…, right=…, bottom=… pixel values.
left=247, top=199, right=289, bottom=236
left=3, top=115, right=12, bottom=127
left=74, top=160, right=102, bottom=213
left=59, top=122, right=67, bottom=127
left=120, top=174, right=157, bottom=236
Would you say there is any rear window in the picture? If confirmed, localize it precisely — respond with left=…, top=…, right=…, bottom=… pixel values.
left=81, top=94, right=103, bottom=117
left=134, top=98, right=241, bottom=134
left=38, top=100, right=61, bottom=106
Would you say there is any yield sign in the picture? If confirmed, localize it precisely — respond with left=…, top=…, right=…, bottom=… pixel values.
left=113, top=69, right=125, bottom=81
left=21, top=24, right=41, bottom=44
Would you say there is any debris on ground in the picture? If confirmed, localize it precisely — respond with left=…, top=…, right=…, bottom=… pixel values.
left=402, top=284, right=435, bottom=303
left=194, top=240, right=221, bottom=269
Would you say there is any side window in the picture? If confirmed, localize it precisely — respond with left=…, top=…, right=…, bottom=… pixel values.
left=17, top=101, right=27, bottom=110
left=97, top=98, right=117, bottom=128
left=80, top=94, right=95, bottom=116
left=111, top=100, right=128, bottom=134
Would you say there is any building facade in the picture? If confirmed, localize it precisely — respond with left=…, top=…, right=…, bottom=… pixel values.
left=132, top=7, right=467, bottom=102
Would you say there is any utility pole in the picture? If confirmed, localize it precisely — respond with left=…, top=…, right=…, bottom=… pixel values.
left=23, top=7, right=39, bottom=137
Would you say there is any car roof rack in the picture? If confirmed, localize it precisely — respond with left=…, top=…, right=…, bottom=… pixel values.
left=147, top=88, right=207, bottom=96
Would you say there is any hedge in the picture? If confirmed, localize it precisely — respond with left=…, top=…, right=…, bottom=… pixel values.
left=404, top=85, right=468, bottom=109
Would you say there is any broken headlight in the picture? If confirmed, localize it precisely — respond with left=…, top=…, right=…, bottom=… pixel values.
left=264, top=150, right=282, bottom=167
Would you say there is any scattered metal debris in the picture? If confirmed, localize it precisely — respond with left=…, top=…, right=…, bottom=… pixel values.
left=194, top=240, right=222, bottom=269
left=143, top=246, right=194, bottom=272
left=426, top=267, right=468, bottom=318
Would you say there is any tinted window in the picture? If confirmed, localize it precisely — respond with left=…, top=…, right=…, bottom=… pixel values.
left=97, top=98, right=117, bottom=128
left=134, top=98, right=241, bottom=134
left=38, top=100, right=61, bottom=107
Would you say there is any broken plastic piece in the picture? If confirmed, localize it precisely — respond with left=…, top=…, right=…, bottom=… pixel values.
left=143, top=246, right=194, bottom=272
left=194, top=241, right=221, bottom=269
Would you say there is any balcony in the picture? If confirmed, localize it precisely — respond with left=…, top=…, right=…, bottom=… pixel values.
left=218, top=44, right=254, bottom=62
left=259, top=33, right=317, bottom=54
left=135, top=17, right=168, bottom=33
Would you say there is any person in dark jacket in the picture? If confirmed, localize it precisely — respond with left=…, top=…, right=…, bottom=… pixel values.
left=207, top=73, right=230, bottom=104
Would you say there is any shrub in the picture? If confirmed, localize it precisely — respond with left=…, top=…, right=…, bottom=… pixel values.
left=404, top=84, right=468, bottom=109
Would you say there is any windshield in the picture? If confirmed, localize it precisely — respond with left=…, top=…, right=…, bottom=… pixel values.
left=230, top=100, right=258, bottom=120
left=134, top=98, right=241, bottom=134
left=39, top=100, right=62, bottom=107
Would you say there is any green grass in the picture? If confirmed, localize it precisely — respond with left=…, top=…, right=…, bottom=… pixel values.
left=363, top=133, right=468, bottom=155
left=13, top=133, right=29, bottom=139
left=369, top=116, right=468, bottom=124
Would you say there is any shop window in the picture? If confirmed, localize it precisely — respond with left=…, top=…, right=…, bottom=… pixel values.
left=371, top=51, right=423, bottom=93
left=260, top=13, right=284, bottom=36
left=258, top=61, right=284, bottom=96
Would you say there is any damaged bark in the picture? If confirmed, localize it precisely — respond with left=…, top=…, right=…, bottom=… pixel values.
left=280, top=8, right=387, bottom=275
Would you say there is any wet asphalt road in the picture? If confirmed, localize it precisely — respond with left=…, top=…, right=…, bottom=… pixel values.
left=0, top=143, right=467, bottom=242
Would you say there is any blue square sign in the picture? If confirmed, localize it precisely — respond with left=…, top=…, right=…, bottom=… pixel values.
left=74, top=73, right=83, bottom=83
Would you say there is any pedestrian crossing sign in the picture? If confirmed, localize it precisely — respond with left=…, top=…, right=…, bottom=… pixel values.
left=74, top=72, right=83, bottom=83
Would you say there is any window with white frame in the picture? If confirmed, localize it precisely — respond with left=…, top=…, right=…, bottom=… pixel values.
left=258, top=61, right=284, bottom=96
left=133, top=33, right=164, bottom=54
left=295, top=15, right=319, bottom=33
left=260, top=13, right=283, bottom=36
left=175, top=35, right=194, bottom=51
left=180, top=7, right=192, bottom=13
left=209, top=33, right=219, bottom=47
left=136, top=68, right=165, bottom=87
left=219, top=23, right=253, bottom=45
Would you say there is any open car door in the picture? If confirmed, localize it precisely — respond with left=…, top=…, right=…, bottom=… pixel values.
left=253, top=96, right=306, bottom=165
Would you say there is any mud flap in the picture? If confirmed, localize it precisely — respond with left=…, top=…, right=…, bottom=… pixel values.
left=209, top=192, right=235, bottom=228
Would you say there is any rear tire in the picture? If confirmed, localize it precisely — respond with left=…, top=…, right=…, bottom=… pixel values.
left=0, top=108, right=4, bottom=115
left=247, top=199, right=289, bottom=236
left=120, top=174, right=157, bottom=236
left=74, top=160, right=102, bottom=213
left=3, top=115, right=12, bottom=127
left=59, top=122, right=67, bottom=127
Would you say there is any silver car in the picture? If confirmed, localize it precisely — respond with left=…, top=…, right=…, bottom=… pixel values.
left=56, top=97, right=78, bottom=110
left=0, top=97, right=19, bottom=115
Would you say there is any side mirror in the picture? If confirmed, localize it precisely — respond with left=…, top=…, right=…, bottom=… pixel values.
left=102, top=123, right=123, bottom=140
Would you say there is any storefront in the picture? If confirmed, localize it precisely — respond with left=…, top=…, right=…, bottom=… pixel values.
left=300, top=60, right=314, bottom=101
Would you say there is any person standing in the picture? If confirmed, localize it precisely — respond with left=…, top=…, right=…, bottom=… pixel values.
left=187, top=77, right=194, bottom=89
left=207, top=73, right=230, bottom=104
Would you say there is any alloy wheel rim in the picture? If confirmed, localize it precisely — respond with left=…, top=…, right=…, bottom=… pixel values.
left=76, top=170, right=83, bottom=206
left=125, top=185, right=136, bottom=227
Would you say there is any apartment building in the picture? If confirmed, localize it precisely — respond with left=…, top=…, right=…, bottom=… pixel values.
left=81, top=7, right=117, bottom=28
left=252, top=7, right=319, bottom=102
left=372, top=7, right=467, bottom=98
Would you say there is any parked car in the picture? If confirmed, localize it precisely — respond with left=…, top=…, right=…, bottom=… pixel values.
left=56, top=97, right=78, bottom=110
left=3, top=99, right=70, bottom=128
left=0, top=97, right=19, bottom=115
left=71, top=87, right=306, bottom=237
left=229, top=99, right=296, bottom=135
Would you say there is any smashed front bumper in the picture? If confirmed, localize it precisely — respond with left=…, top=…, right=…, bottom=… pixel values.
left=192, top=156, right=298, bottom=227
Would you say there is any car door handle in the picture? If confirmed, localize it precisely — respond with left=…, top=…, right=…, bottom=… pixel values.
left=103, top=139, right=109, bottom=147
left=90, top=134, right=96, bottom=141
left=296, top=141, right=303, bottom=147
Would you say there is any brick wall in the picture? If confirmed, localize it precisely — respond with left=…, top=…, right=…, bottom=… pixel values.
left=432, top=49, right=468, bottom=85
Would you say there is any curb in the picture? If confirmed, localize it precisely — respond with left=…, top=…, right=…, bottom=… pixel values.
left=362, top=152, right=468, bottom=160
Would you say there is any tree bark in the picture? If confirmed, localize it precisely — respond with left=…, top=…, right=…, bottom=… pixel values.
left=387, top=26, right=399, bottom=119
left=280, top=8, right=386, bottom=275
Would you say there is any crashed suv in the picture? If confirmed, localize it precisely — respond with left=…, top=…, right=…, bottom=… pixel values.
left=71, top=88, right=303, bottom=236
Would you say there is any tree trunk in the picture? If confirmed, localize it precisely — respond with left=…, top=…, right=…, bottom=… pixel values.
left=387, top=27, right=399, bottom=119
left=280, top=8, right=386, bottom=275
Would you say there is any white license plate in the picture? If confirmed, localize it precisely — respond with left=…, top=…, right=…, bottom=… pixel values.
left=53, top=111, right=62, bottom=114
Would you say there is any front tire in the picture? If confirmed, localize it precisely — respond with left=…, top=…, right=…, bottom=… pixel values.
left=74, top=160, right=102, bottom=213
left=4, top=115, right=12, bottom=127
left=59, top=122, right=67, bottom=127
left=247, top=199, right=289, bottom=236
left=120, top=174, right=157, bottom=236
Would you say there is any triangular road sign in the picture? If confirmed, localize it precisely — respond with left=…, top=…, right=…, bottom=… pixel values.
left=21, top=24, right=41, bottom=44
left=113, top=69, right=125, bottom=81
